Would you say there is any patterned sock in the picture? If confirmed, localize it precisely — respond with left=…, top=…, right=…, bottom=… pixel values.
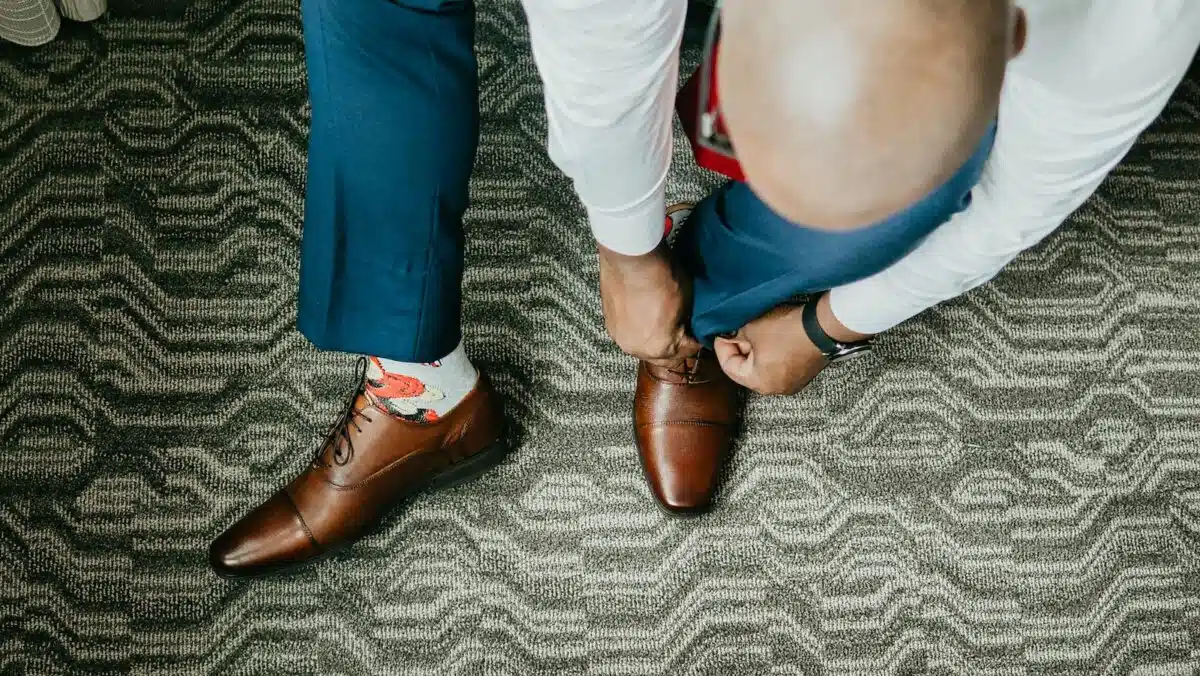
left=365, top=342, right=478, bottom=424
left=664, top=203, right=694, bottom=245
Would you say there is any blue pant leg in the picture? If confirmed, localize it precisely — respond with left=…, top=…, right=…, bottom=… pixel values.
left=677, top=124, right=996, bottom=345
left=297, top=0, right=478, bottom=363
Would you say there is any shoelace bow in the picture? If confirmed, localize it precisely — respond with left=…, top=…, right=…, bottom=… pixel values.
left=312, top=356, right=376, bottom=468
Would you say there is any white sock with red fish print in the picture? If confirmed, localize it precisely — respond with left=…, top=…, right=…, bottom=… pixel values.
left=365, top=342, right=478, bottom=424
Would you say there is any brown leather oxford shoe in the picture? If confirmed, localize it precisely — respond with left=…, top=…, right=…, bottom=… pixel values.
left=209, top=360, right=507, bottom=578
left=634, top=352, right=741, bottom=515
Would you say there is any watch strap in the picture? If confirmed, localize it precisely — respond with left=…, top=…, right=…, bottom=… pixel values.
left=801, top=301, right=840, bottom=356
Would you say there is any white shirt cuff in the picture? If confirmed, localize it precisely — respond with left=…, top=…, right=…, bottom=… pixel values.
left=827, top=284, right=908, bottom=336
left=587, top=189, right=666, bottom=256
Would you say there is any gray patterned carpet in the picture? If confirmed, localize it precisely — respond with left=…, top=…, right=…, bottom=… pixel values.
left=2, top=1, right=1200, bottom=674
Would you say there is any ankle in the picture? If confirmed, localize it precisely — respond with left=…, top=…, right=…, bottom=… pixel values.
left=365, top=343, right=477, bottom=423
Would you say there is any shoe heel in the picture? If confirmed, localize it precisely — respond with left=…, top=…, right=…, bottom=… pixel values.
left=429, top=438, right=508, bottom=491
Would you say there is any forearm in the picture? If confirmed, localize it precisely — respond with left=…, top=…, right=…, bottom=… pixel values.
left=828, top=61, right=1195, bottom=335
left=522, top=0, right=685, bottom=256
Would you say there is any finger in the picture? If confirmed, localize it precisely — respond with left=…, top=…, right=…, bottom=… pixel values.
left=712, top=336, right=742, bottom=365
left=724, top=361, right=757, bottom=391
left=716, top=329, right=752, bottom=351
left=676, top=332, right=703, bottom=357
left=714, top=343, right=756, bottom=389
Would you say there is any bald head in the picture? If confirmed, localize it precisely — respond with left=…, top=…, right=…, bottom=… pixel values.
left=719, top=0, right=1020, bottom=229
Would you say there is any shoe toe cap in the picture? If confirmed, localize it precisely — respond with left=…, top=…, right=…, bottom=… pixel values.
left=209, top=492, right=321, bottom=578
left=638, top=423, right=732, bottom=515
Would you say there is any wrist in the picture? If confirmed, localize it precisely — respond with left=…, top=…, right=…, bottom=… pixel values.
left=587, top=188, right=667, bottom=257
left=815, top=293, right=873, bottom=343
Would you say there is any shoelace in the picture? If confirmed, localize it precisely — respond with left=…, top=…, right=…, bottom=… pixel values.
left=312, top=356, right=376, bottom=468
left=664, top=356, right=702, bottom=383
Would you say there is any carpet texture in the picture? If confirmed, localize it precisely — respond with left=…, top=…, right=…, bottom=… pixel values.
left=2, top=1, right=1200, bottom=674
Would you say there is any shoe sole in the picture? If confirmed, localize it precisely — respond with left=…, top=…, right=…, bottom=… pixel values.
left=212, top=435, right=510, bottom=580
left=426, top=436, right=509, bottom=492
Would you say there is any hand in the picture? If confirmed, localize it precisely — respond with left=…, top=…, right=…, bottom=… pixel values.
left=598, top=242, right=703, bottom=366
left=713, top=295, right=873, bottom=395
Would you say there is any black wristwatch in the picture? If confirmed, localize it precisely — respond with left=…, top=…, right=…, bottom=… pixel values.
left=801, top=300, right=873, bottom=363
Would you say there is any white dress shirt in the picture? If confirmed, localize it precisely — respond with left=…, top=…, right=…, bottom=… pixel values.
left=521, top=0, right=1200, bottom=334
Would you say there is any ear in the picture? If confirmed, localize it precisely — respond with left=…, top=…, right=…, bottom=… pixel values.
left=1010, top=7, right=1027, bottom=59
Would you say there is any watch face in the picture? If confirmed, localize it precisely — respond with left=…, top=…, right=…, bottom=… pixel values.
left=829, top=343, right=872, bottom=363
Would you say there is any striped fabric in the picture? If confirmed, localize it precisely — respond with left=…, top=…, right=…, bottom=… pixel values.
left=0, top=0, right=60, bottom=46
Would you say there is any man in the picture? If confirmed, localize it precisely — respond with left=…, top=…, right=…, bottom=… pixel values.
left=209, top=0, right=1200, bottom=577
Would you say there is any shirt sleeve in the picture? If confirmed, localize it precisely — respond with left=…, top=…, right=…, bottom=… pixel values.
left=828, top=13, right=1200, bottom=336
left=521, top=0, right=686, bottom=256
